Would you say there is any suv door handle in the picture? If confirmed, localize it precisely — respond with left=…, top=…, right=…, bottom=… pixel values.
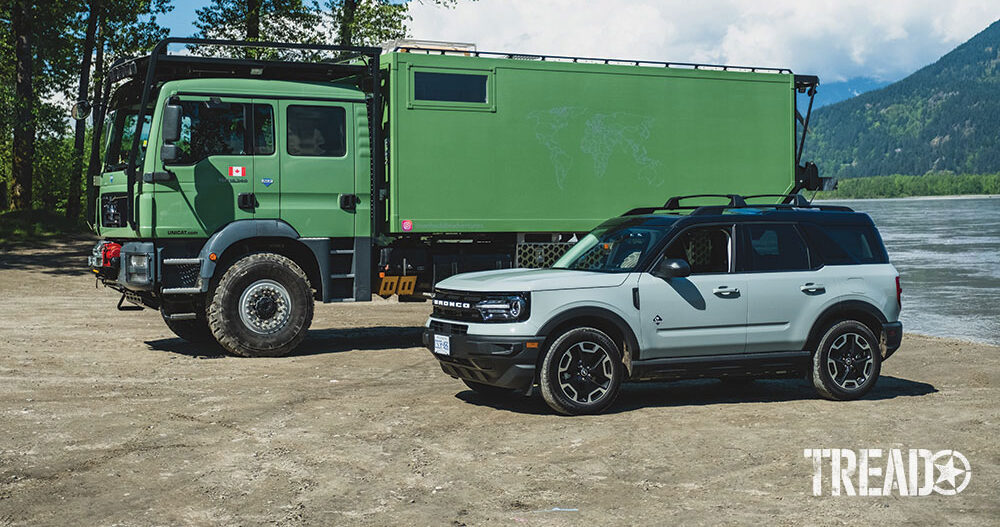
left=712, top=286, right=740, bottom=297
left=801, top=283, right=826, bottom=294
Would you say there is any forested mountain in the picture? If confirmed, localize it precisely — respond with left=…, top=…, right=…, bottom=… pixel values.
left=805, top=19, right=1000, bottom=179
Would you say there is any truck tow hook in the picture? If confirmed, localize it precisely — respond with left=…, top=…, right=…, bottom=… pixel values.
left=117, top=293, right=144, bottom=311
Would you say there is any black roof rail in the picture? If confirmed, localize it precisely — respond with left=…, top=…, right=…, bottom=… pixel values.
left=622, top=193, right=854, bottom=217
left=395, top=46, right=795, bottom=75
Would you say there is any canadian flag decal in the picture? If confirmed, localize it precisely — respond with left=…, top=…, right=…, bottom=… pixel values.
left=229, top=166, right=246, bottom=177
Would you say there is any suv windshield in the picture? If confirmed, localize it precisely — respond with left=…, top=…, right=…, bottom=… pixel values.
left=553, top=217, right=675, bottom=272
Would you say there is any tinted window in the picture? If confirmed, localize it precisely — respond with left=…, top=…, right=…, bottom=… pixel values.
left=663, top=226, right=731, bottom=274
left=253, top=104, right=275, bottom=155
left=287, top=105, right=346, bottom=157
left=801, top=223, right=887, bottom=265
left=746, top=224, right=810, bottom=271
left=553, top=218, right=672, bottom=273
left=414, top=71, right=488, bottom=103
left=174, top=101, right=247, bottom=164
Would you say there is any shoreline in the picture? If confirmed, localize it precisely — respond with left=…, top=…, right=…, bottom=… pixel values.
left=816, top=194, right=998, bottom=201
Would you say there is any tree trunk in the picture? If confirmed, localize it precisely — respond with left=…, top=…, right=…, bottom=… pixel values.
left=67, top=0, right=100, bottom=221
left=11, top=0, right=35, bottom=211
left=86, top=30, right=105, bottom=224
left=247, top=0, right=260, bottom=40
left=337, top=0, right=357, bottom=47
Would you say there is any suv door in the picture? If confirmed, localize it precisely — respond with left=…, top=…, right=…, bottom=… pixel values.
left=637, top=224, right=748, bottom=358
left=278, top=102, right=355, bottom=238
left=740, top=222, right=826, bottom=352
left=153, top=97, right=270, bottom=237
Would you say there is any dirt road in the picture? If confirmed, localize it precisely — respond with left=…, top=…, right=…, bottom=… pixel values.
left=1, top=240, right=998, bottom=525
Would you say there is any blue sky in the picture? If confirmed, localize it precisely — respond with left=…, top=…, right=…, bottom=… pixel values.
left=159, top=0, right=1000, bottom=86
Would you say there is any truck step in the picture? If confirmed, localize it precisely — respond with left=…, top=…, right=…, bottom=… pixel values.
left=329, top=249, right=354, bottom=255
left=163, top=258, right=203, bottom=265
left=161, top=287, right=202, bottom=295
left=330, top=273, right=355, bottom=279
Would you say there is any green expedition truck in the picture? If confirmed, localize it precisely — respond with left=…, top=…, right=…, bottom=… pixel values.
left=84, top=38, right=823, bottom=357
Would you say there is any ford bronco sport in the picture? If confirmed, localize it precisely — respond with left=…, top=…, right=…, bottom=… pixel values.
left=423, top=194, right=903, bottom=415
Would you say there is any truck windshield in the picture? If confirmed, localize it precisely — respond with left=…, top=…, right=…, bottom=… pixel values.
left=104, top=108, right=151, bottom=172
left=553, top=217, right=675, bottom=272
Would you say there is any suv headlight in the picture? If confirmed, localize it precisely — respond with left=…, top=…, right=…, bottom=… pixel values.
left=475, top=294, right=530, bottom=322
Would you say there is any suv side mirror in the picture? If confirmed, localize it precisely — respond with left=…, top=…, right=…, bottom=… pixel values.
left=654, top=258, right=691, bottom=279
left=162, top=104, right=182, bottom=143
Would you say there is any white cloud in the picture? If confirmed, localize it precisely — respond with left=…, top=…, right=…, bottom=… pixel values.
left=407, top=0, right=1000, bottom=83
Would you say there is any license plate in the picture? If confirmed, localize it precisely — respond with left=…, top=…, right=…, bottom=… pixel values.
left=433, top=334, right=450, bottom=356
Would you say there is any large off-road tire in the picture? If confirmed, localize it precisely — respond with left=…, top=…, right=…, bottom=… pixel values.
left=160, top=309, right=215, bottom=344
left=539, top=327, right=624, bottom=415
left=811, top=320, right=882, bottom=400
left=207, top=253, right=314, bottom=357
left=462, top=379, right=518, bottom=400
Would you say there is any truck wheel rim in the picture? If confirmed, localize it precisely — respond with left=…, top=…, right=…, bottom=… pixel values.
left=557, top=341, right=613, bottom=404
left=239, top=279, right=292, bottom=335
left=826, top=332, right=874, bottom=390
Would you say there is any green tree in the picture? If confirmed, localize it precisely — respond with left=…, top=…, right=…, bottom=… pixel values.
left=193, top=0, right=323, bottom=53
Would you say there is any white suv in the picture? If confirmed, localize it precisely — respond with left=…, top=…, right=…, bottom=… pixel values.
left=424, top=195, right=903, bottom=415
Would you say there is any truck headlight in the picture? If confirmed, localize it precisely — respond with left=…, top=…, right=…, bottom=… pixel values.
left=475, top=294, right=530, bottom=322
left=126, top=253, right=150, bottom=284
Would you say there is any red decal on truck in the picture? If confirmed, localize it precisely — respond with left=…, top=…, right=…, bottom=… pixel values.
left=229, top=166, right=245, bottom=177
left=401, top=220, right=413, bottom=231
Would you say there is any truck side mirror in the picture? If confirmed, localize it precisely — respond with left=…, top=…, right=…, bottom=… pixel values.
left=162, top=104, right=182, bottom=143
left=71, top=100, right=91, bottom=121
left=160, top=144, right=180, bottom=164
left=653, top=258, right=691, bottom=280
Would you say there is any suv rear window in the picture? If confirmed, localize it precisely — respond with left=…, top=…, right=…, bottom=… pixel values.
left=801, top=223, right=888, bottom=265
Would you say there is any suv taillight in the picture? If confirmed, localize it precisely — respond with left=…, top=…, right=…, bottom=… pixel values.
left=895, top=276, right=902, bottom=309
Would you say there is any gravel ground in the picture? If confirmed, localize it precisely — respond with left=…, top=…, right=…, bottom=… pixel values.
left=1, top=240, right=997, bottom=526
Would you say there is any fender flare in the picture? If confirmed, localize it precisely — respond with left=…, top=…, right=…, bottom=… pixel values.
left=197, top=220, right=301, bottom=285
left=804, top=299, right=888, bottom=351
left=537, top=306, right=641, bottom=366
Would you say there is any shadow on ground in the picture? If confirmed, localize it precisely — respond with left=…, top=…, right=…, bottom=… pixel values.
left=144, top=326, right=426, bottom=358
left=456, top=375, right=938, bottom=415
left=0, top=237, right=96, bottom=276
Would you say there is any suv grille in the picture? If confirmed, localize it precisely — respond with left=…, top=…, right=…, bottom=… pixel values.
left=432, top=289, right=486, bottom=322
left=429, top=320, right=468, bottom=335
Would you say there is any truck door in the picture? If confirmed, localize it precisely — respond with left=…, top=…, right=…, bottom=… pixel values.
left=637, top=224, right=748, bottom=358
left=277, top=101, right=355, bottom=238
left=153, top=96, right=263, bottom=237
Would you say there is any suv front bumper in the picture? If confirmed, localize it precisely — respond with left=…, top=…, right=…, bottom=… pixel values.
left=423, top=322, right=541, bottom=393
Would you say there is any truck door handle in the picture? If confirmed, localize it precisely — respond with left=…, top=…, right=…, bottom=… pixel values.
left=801, top=283, right=826, bottom=294
left=339, top=193, right=359, bottom=212
left=238, top=193, right=257, bottom=210
left=712, top=286, right=740, bottom=297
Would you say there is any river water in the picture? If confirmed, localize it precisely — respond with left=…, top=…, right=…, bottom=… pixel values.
left=820, top=197, right=1000, bottom=346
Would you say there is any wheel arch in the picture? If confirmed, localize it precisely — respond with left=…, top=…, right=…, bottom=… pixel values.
left=805, top=300, right=887, bottom=355
left=199, top=221, right=324, bottom=300
left=537, top=306, right=641, bottom=371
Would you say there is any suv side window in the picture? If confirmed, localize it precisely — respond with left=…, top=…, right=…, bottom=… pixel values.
left=800, top=223, right=888, bottom=265
left=662, top=225, right=732, bottom=274
left=745, top=223, right=810, bottom=272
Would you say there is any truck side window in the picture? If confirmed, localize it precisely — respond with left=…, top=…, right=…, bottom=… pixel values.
left=414, top=71, right=487, bottom=103
left=253, top=104, right=275, bottom=156
left=175, top=101, right=247, bottom=164
left=286, top=105, right=346, bottom=157
left=746, top=224, right=810, bottom=271
left=663, top=226, right=731, bottom=274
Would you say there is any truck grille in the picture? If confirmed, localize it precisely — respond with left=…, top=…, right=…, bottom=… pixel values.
left=432, top=289, right=486, bottom=322
left=516, top=242, right=573, bottom=268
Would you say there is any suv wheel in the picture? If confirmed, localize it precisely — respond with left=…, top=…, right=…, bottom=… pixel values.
left=811, top=320, right=882, bottom=400
left=207, top=253, right=314, bottom=357
left=540, top=327, right=623, bottom=415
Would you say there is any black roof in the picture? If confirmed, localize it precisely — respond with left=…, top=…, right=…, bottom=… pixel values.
left=620, top=193, right=875, bottom=228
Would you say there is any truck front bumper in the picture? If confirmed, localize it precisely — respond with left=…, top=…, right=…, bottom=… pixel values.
left=423, top=322, right=542, bottom=393
left=883, top=321, right=903, bottom=359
